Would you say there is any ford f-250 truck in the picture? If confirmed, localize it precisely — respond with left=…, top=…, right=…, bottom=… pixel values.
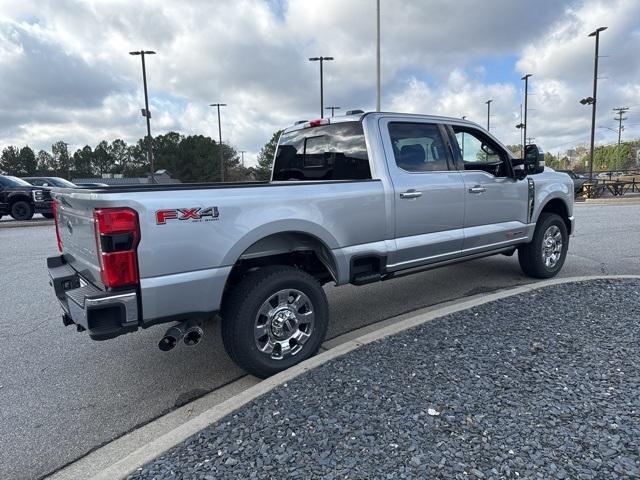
left=47, top=112, right=574, bottom=378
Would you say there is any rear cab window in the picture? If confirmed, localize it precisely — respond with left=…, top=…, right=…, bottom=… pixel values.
left=273, top=122, right=371, bottom=181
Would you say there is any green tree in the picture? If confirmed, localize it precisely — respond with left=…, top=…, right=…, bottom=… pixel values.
left=36, top=150, right=54, bottom=174
left=544, top=152, right=562, bottom=170
left=93, top=141, right=114, bottom=175
left=18, top=146, right=37, bottom=175
left=255, top=130, right=282, bottom=180
left=72, top=146, right=94, bottom=177
left=506, top=144, right=523, bottom=157
left=0, top=146, right=20, bottom=174
left=52, top=141, right=72, bottom=178
left=108, top=139, right=130, bottom=174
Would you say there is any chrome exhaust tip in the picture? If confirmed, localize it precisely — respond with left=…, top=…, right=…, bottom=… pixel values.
left=183, top=325, right=203, bottom=346
left=158, top=325, right=184, bottom=352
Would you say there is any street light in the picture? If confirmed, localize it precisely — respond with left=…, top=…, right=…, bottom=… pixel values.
left=209, top=103, right=227, bottom=182
left=239, top=150, right=246, bottom=167
left=309, top=56, right=334, bottom=118
left=485, top=99, right=493, bottom=131
left=130, top=50, right=157, bottom=183
left=325, top=106, right=341, bottom=117
left=521, top=73, right=533, bottom=155
left=583, top=26, right=607, bottom=181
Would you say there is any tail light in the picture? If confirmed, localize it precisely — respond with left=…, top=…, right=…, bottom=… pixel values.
left=94, top=208, right=141, bottom=288
left=52, top=200, right=63, bottom=253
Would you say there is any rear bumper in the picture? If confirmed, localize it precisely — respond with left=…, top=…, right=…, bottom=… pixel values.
left=47, top=255, right=139, bottom=340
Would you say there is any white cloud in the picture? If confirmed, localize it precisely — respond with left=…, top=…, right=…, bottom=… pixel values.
left=0, top=0, right=639, bottom=166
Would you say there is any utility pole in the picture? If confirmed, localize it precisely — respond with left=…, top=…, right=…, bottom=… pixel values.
left=613, top=107, right=629, bottom=167
left=376, top=0, right=381, bottom=111
left=526, top=137, right=536, bottom=145
left=129, top=50, right=157, bottom=183
left=521, top=74, right=532, bottom=153
left=209, top=103, right=227, bottom=182
left=485, top=100, right=492, bottom=131
left=308, top=56, right=334, bottom=118
left=239, top=150, right=246, bottom=167
left=585, top=26, right=607, bottom=181
left=325, top=106, right=341, bottom=117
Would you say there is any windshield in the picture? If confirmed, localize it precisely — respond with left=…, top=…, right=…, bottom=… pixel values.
left=0, top=176, right=32, bottom=187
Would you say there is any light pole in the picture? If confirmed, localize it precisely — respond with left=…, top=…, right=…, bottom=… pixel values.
left=521, top=74, right=532, bottom=153
left=326, top=106, right=341, bottom=117
left=584, top=26, right=607, bottom=181
left=613, top=107, right=629, bottom=165
left=308, top=56, right=334, bottom=118
left=209, top=103, right=227, bottom=182
left=376, top=0, right=381, bottom=111
left=129, top=50, right=157, bottom=183
left=485, top=100, right=493, bottom=131
left=239, top=150, right=246, bottom=167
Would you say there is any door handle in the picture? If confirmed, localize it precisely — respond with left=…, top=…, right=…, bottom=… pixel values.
left=468, top=185, right=486, bottom=194
left=400, top=190, right=422, bottom=199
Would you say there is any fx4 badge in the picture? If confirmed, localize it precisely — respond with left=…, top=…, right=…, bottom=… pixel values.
left=156, top=207, right=219, bottom=225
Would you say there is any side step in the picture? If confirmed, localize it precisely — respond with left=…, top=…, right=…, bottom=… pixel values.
left=351, top=272, right=382, bottom=286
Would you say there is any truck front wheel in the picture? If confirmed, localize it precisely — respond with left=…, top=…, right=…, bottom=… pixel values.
left=11, top=200, right=34, bottom=221
left=518, top=212, right=568, bottom=279
left=221, top=265, right=329, bottom=378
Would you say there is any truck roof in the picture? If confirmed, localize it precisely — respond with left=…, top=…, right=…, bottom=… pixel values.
left=283, top=111, right=481, bottom=134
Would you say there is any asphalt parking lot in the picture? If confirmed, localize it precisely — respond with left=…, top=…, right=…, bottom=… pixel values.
left=1, top=203, right=639, bottom=479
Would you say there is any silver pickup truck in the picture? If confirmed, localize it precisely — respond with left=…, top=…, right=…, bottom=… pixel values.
left=47, top=112, right=574, bottom=377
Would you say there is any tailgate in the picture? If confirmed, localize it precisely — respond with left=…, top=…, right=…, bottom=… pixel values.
left=54, top=191, right=103, bottom=288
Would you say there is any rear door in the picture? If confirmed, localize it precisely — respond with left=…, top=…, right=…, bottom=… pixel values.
left=379, top=118, right=465, bottom=270
left=447, top=125, right=529, bottom=252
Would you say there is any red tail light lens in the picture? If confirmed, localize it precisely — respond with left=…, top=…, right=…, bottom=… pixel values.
left=94, top=208, right=140, bottom=288
left=52, top=200, right=62, bottom=253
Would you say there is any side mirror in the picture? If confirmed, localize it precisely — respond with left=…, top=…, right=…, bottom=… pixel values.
left=524, top=144, right=545, bottom=175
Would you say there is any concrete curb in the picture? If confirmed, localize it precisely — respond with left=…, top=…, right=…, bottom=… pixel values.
left=0, top=220, right=53, bottom=229
left=82, top=275, right=640, bottom=480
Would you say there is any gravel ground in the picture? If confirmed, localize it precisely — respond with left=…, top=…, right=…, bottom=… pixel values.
left=122, top=280, right=640, bottom=478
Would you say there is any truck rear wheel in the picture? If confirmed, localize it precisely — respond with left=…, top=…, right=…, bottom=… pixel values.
left=222, top=265, right=329, bottom=378
left=518, top=212, right=568, bottom=279
left=11, top=200, right=34, bottom=221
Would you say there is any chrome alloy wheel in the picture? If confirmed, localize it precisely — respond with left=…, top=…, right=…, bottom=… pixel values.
left=254, top=289, right=315, bottom=360
left=541, top=225, right=563, bottom=269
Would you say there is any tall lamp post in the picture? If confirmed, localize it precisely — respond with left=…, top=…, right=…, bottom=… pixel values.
left=521, top=74, right=532, bottom=153
left=485, top=99, right=493, bottom=131
left=209, top=103, right=227, bottom=182
left=308, top=56, right=334, bottom=118
left=326, top=106, right=341, bottom=117
left=582, top=26, right=607, bottom=182
left=129, top=50, right=156, bottom=183
left=239, top=150, right=246, bottom=167
left=376, top=0, right=381, bottom=111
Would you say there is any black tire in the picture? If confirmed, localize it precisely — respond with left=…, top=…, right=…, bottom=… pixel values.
left=10, top=201, right=34, bottom=221
left=518, top=212, right=568, bottom=279
left=221, top=265, right=329, bottom=378
left=41, top=212, right=54, bottom=219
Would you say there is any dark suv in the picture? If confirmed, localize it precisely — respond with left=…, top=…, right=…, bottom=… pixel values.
left=0, top=175, right=53, bottom=220
left=23, top=176, right=77, bottom=188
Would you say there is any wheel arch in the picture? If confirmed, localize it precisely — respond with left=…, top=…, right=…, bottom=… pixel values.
left=538, top=197, right=572, bottom=234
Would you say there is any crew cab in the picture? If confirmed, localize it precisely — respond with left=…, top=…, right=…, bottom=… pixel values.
left=47, top=112, right=574, bottom=377
left=0, top=175, right=53, bottom=220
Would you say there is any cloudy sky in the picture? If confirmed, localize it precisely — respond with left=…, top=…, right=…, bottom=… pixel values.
left=1, top=0, right=639, bottom=165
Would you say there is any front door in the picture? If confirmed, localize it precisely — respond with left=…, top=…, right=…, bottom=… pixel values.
left=448, top=125, right=529, bottom=253
left=379, top=118, right=466, bottom=271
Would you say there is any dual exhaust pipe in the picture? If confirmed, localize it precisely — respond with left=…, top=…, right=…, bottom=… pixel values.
left=158, top=320, right=203, bottom=352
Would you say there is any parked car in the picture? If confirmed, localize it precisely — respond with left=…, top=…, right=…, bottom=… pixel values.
left=0, top=175, right=53, bottom=220
left=557, top=170, right=588, bottom=196
left=23, top=176, right=77, bottom=188
left=46, top=112, right=574, bottom=377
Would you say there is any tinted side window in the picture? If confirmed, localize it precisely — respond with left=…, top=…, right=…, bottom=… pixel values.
left=273, top=122, right=371, bottom=181
left=388, top=122, right=452, bottom=172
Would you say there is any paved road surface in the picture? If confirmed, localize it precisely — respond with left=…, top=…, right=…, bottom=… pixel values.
left=0, top=203, right=638, bottom=479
